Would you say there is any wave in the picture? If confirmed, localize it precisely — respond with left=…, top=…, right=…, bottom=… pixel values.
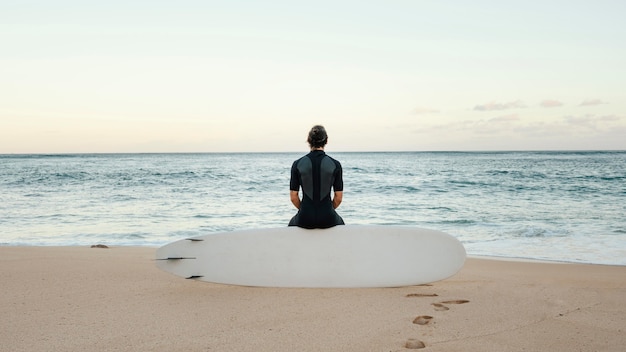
left=432, top=219, right=476, bottom=225
left=508, top=226, right=570, bottom=238
left=193, top=214, right=211, bottom=219
left=426, top=206, right=454, bottom=211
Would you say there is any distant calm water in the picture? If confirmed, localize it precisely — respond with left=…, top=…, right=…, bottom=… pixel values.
left=1, top=151, right=625, bottom=265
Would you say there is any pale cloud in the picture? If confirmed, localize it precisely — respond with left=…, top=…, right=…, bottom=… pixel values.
left=411, top=107, right=440, bottom=114
left=511, top=122, right=561, bottom=137
left=489, top=114, right=520, bottom=123
left=539, top=99, right=563, bottom=108
left=413, top=113, right=623, bottom=139
left=473, top=100, right=526, bottom=111
left=414, top=115, right=520, bottom=136
left=564, top=114, right=622, bottom=130
left=565, top=115, right=596, bottom=128
left=598, top=115, right=622, bottom=122
left=476, top=115, right=524, bottom=135
left=579, top=99, right=607, bottom=106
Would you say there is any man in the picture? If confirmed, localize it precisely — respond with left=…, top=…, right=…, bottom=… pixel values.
left=289, top=125, right=345, bottom=229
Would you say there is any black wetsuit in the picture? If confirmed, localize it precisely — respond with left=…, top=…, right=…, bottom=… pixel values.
left=289, top=150, right=345, bottom=229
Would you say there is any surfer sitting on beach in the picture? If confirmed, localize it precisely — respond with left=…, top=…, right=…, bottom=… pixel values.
left=289, top=125, right=345, bottom=229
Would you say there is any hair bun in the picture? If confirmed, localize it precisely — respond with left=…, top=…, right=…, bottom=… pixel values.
left=307, top=125, right=328, bottom=148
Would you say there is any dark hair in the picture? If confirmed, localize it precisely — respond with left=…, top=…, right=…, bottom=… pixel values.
left=307, top=125, right=328, bottom=148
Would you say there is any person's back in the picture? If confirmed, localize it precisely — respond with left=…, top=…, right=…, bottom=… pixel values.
left=289, top=125, right=344, bottom=229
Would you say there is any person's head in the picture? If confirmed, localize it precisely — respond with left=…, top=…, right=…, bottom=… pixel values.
left=307, top=125, right=328, bottom=149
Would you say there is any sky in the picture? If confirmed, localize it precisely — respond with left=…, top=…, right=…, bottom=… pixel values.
left=1, top=0, right=625, bottom=153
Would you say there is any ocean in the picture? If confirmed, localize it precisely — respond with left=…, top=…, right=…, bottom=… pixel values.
left=1, top=151, right=624, bottom=265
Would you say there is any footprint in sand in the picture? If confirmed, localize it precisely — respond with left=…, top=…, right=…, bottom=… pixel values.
left=405, top=338, right=426, bottom=349
left=406, top=293, right=439, bottom=298
left=412, top=315, right=433, bottom=325
left=431, top=299, right=470, bottom=311
left=440, top=299, right=470, bottom=304
left=431, top=303, right=450, bottom=311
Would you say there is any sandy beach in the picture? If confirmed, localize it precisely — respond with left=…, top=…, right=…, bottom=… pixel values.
left=2, top=246, right=624, bottom=351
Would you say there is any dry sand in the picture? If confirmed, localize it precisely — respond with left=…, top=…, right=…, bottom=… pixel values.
left=1, top=246, right=625, bottom=352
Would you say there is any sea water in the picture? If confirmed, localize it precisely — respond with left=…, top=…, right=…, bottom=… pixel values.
left=1, top=151, right=624, bottom=265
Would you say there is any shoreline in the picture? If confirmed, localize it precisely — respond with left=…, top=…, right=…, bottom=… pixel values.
left=3, top=244, right=624, bottom=267
left=466, top=254, right=622, bottom=265
left=2, top=246, right=625, bottom=351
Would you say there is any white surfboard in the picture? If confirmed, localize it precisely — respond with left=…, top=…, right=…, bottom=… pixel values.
left=156, top=225, right=465, bottom=288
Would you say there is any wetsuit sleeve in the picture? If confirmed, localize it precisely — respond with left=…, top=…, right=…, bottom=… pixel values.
left=290, top=160, right=300, bottom=191
left=333, top=161, right=343, bottom=192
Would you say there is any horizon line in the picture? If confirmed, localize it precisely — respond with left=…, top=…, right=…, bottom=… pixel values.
left=1, top=149, right=625, bottom=156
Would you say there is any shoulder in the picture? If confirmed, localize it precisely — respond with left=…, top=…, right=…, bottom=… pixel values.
left=292, top=154, right=306, bottom=165
left=325, top=154, right=342, bottom=168
left=292, top=155, right=312, bottom=170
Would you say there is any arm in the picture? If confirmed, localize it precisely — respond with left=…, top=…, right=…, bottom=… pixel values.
left=289, top=160, right=301, bottom=210
left=332, top=160, right=343, bottom=209
left=290, top=190, right=301, bottom=209
left=332, top=191, right=343, bottom=209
